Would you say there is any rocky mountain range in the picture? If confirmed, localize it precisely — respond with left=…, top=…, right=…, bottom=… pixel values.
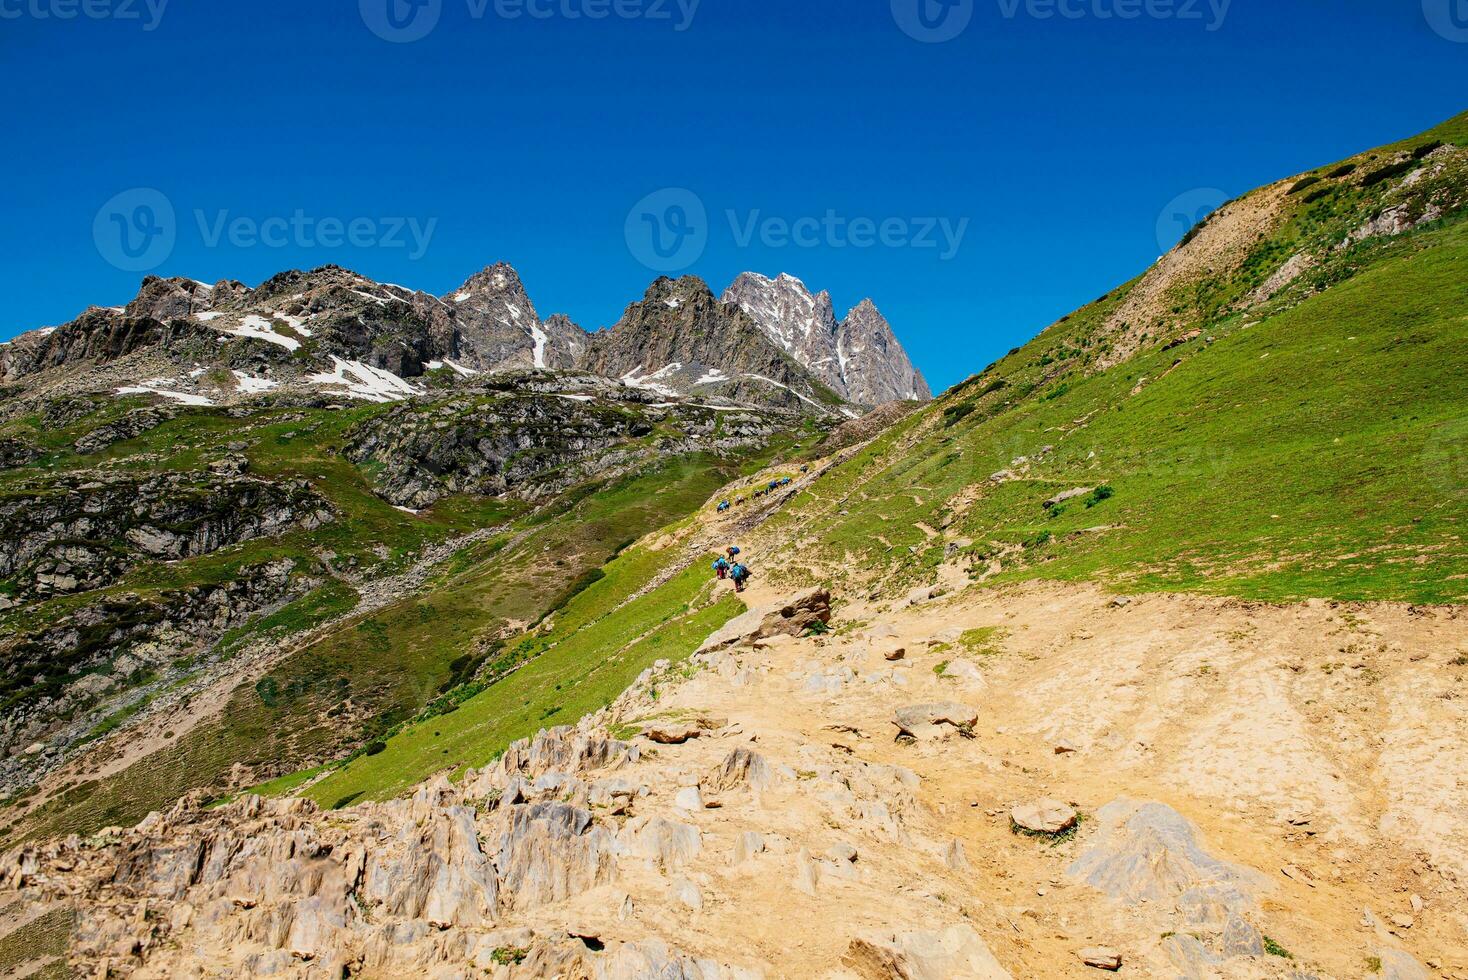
left=723, top=272, right=932, bottom=405
left=1, top=264, right=929, bottom=416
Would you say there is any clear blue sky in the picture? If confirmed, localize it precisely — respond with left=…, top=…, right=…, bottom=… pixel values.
left=3, top=0, right=1464, bottom=391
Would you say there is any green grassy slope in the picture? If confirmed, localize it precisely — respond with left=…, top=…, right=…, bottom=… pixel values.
left=305, top=560, right=740, bottom=807
left=757, top=117, right=1468, bottom=604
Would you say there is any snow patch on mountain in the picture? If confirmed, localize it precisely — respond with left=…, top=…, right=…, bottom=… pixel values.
left=308, top=356, right=420, bottom=403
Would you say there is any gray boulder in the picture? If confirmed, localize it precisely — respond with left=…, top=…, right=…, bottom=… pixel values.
left=892, top=702, right=978, bottom=739
left=1011, top=800, right=1077, bottom=835
left=697, top=588, right=832, bottom=652
left=842, top=925, right=1011, bottom=979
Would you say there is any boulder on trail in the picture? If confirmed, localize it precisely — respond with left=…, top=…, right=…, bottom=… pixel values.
left=1375, top=947, right=1432, bottom=980
left=1077, top=946, right=1122, bottom=971
left=697, top=588, right=832, bottom=652
left=1067, top=799, right=1267, bottom=907
left=842, top=925, right=1012, bottom=980
left=905, top=584, right=945, bottom=607
left=642, top=721, right=703, bottom=744
left=892, top=702, right=978, bottom=740
left=1011, top=799, right=1078, bottom=835
left=704, top=747, right=773, bottom=793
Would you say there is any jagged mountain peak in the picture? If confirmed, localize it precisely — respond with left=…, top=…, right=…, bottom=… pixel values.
left=838, top=298, right=931, bottom=404
left=722, top=271, right=928, bottom=405
left=577, top=276, right=840, bottom=412
left=447, top=261, right=528, bottom=301
left=645, top=274, right=716, bottom=301
left=440, top=263, right=588, bottom=372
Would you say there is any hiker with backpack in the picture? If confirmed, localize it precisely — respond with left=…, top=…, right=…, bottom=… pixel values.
left=730, top=561, right=751, bottom=593
left=712, top=556, right=730, bottom=580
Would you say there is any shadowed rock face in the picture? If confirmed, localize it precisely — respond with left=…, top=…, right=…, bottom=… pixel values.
left=3, top=264, right=925, bottom=418
left=0, top=310, right=220, bottom=384
left=0, top=263, right=591, bottom=387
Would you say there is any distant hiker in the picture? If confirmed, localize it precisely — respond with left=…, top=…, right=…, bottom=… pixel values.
left=717, top=500, right=730, bottom=513
left=727, top=546, right=741, bottom=558
left=736, top=496, right=746, bottom=505
left=730, top=561, right=751, bottom=592
left=713, top=556, right=730, bottom=579
left=800, top=464, right=809, bottom=473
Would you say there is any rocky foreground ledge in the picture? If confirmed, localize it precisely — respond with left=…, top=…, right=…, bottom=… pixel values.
left=0, top=585, right=1451, bottom=978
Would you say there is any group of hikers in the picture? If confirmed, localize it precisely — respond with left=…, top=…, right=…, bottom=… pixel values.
left=715, top=465, right=810, bottom=513
left=710, top=465, right=814, bottom=590
left=711, top=546, right=752, bottom=592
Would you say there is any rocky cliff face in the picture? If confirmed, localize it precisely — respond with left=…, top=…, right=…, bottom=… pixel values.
left=577, top=277, right=841, bottom=412
left=0, top=469, right=330, bottom=602
left=0, top=557, right=309, bottom=788
left=345, top=388, right=787, bottom=509
left=0, top=308, right=218, bottom=384
left=723, top=272, right=931, bottom=405
left=722, top=273, right=844, bottom=392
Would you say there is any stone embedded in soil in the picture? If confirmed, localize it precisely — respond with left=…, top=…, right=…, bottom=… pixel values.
left=1011, top=799, right=1078, bottom=835
left=643, top=722, right=702, bottom=744
left=1077, top=946, right=1122, bottom=970
left=892, top=702, right=978, bottom=739
left=843, top=925, right=1012, bottom=980
left=1045, top=486, right=1095, bottom=509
